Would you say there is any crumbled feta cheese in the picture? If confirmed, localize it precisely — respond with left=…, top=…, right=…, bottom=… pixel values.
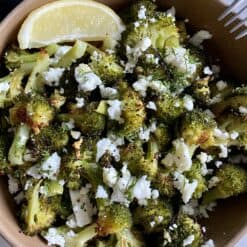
left=166, top=6, right=176, bottom=18
left=111, top=163, right=133, bottom=206
left=151, top=189, right=159, bottom=199
left=197, top=152, right=213, bottom=176
left=201, top=239, right=215, bottom=247
left=75, top=64, right=102, bottom=92
left=183, top=95, right=194, bottom=111
left=43, top=68, right=65, bottom=86
left=163, top=139, right=192, bottom=172
left=138, top=5, right=146, bottom=19
left=8, top=175, right=19, bottom=194
left=183, top=235, right=195, bottom=246
left=103, top=166, right=118, bottom=188
left=0, top=81, right=10, bottom=93
left=134, top=21, right=140, bottom=27
left=164, top=47, right=197, bottom=75
left=75, top=97, right=85, bottom=108
left=203, top=66, right=213, bottom=75
left=219, top=144, right=228, bottom=158
left=133, top=77, right=149, bottom=97
left=95, top=185, right=109, bottom=199
left=213, top=128, right=229, bottom=140
left=189, top=30, right=212, bottom=48
left=67, top=230, right=76, bottom=238
left=216, top=80, right=227, bottom=91
left=204, top=109, right=215, bottom=118
left=27, top=165, right=42, bottom=179
left=146, top=101, right=157, bottom=110
left=133, top=176, right=152, bottom=206
left=230, top=131, right=239, bottom=140
left=70, top=130, right=81, bottom=140
left=202, top=226, right=206, bottom=233
left=148, top=79, right=168, bottom=94
left=41, top=152, right=61, bottom=180
left=139, top=122, right=156, bottom=142
left=209, top=94, right=222, bottom=104
left=96, top=138, right=122, bottom=162
left=239, top=106, right=247, bottom=114
left=66, top=214, right=77, bottom=228
left=62, top=119, right=75, bottom=130
left=208, top=176, right=220, bottom=189
left=69, top=185, right=95, bottom=227
left=44, top=228, right=65, bottom=247
left=163, top=229, right=172, bottom=245
left=100, top=85, right=118, bottom=99
left=107, top=100, right=123, bottom=123
left=174, top=172, right=198, bottom=203
left=14, top=191, right=24, bottom=205
left=146, top=54, right=159, bottom=64
left=150, top=221, right=156, bottom=228
left=215, top=160, right=223, bottom=168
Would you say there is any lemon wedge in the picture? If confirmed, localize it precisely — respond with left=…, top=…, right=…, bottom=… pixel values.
left=17, top=0, right=124, bottom=49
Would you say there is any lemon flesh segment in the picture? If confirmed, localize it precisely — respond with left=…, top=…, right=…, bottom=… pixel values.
left=18, top=0, right=124, bottom=49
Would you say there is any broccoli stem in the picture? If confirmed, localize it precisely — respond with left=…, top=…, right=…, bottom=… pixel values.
left=8, top=124, right=30, bottom=165
left=56, top=40, right=87, bottom=68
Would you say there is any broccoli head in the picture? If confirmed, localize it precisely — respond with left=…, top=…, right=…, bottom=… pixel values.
left=191, top=77, right=211, bottom=105
left=97, top=203, right=132, bottom=236
left=202, top=164, right=247, bottom=204
left=167, top=214, right=203, bottom=247
left=133, top=199, right=173, bottom=233
left=179, top=110, right=217, bottom=149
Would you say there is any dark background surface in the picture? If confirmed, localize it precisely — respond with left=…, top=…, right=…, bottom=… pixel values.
left=0, top=0, right=21, bottom=20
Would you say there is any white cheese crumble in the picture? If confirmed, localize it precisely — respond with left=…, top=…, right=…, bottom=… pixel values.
left=69, top=185, right=95, bottom=228
left=151, top=189, right=160, bottom=199
left=216, top=80, right=227, bottom=91
left=146, top=101, right=157, bottom=110
left=100, top=85, right=118, bottom=99
left=41, top=152, right=61, bottom=180
left=213, top=128, right=229, bottom=140
left=96, top=137, right=123, bottom=162
left=164, top=47, right=197, bottom=75
left=183, top=95, right=194, bottom=111
left=139, top=122, right=156, bottom=142
left=66, top=214, right=77, bottom=228
left=138, top=5, right=146, bottom=19
left=189, top=30, right=212, bottom=48
left=208, top=176, right=220, bottom=189
left=174, top=172, right=198, bottom=203
left=239, top=106, right=247, bottom=114
left=166, top=6, right=176, bottom=18
left=132, top=77, right=150, bottom=97
left=44, top=228, right=65, bottom=247
left=0, top=81, right=10, bottom=93
left=103, top=166, right=118, bottom=188
left=132, top=176, right=152, bottom=206
left=204, top=109, right=215, bottom=118
left=163, top=229, right=172, bottom=245
left=8, top=175, right=19, bottom=194
left=162, top=139, right=192, bottom=172
left=197, top=152, right=213, bottom=176
left=107, top=100, right=123, bottom=123
left=183, top=235, right=195, bottom=246
left=95, top=185, right=109, bottom=199
left=203, top=66, right=213, bottom=75
left=43, top=68, right=65, bottom=86
left=75, top=64, right=102, bottom=92
left=218, top=144, right=228, bottom=158
left=215, top=160, right=223, bottom=168
left=70, top=130, right=81, bottom=140
left=201, top=239, right=215, bottom=247
left=230, top=131, right=239, bottom=140
left=75, top=97, right=85, bottom=108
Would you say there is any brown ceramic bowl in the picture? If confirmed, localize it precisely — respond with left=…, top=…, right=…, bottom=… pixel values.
left=0, top=0, right=246, bottom=246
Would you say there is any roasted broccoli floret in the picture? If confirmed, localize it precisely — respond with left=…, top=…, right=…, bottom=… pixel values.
left=121, top=139, right=159, bottom=179
left=191, top=77, right=211, bottom=104
left=9, top=95, right=55, bottom=134
left=33, top=125, right=69, bottom=154
left=167, top=214, right=203, bottom=247
left=118, top=81, right=146, bottom=140
left=120, top=0, right=157, bottom=24
left=155, top=93, right=185, bottom=123
left=58, top=102, right=106, bottom=136
left=97, top=203, right=132, bottom=236
left=153, top=169, right=176, bottom=197
left=43, top=224, right=97, bottom=247
left=179, top=110, right=217, bottom=149
left=21, top=180, right=59, bottom=235
left=8, top=124, right=30, bottom=165
left=202, top=164, right=247, bottom=204
left=49, top=89, right=66, bottom=110
left=89, top=52, right=124, bottom=84
left=0, top=134, right=10, bottom=172
left=133, top=199, right=173, bottom=233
